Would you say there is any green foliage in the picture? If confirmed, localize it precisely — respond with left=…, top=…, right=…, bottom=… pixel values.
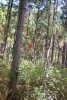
left=18, top=59, right=44, bottom=83
left=45, top=67, right=67, bottom=99
left=0, top=60, right=10, bottom=80
left=0, top=7, right=6, bottom=43
left=0, top=1, right=67, bottom=100
left=18, top=59, right=67, bottom=99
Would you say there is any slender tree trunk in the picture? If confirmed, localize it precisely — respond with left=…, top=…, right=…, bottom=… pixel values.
left=62, top=19, right=67, bottom=67
left=62, top=41, right=67, bottom=67
left=2, top=0, right=13, bottom=52
left=47, top=0, right=55, bottom=65
left=51, top=35, right=55, bottom=62
left=6, top=0, right=28, bottom=100
left=64, top=19, right=67, bottom=67
left=32, top=9, right=40, bottom=64
left=43, top=34, right=48, bottom=64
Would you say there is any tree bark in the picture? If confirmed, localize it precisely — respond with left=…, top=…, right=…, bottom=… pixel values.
left=6, top=0, right=28, bottom=100
left=2, top=0, right=13, bottom=52
left=62, top=42, right=67, bottom=67
left=62, top=18, right=67, bottom=67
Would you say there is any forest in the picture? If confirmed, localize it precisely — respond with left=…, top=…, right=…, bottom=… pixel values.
left=0, top=0, right=67, bottom=100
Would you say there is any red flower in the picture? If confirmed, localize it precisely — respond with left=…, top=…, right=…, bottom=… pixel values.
left=28, top=42, right=33, bottom=48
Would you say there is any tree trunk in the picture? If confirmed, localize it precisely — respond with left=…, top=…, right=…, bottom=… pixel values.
left=51, top=35, right=55, bottom=63
left=32, top=9, right=40, bottom=64
left=6, top=0, right=28, bottom=100
left=62, top=18, right=67, bottom=67
left=2, top=0, right=13, bottom=52
left=43, top=35, right=48, bottom=64
left=62, top=41, right=67, bottom=67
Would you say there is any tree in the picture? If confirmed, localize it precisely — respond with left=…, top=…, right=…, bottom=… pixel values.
left=2, top=0, right=13, bottom=52
left=61, top=0, right=67, bottom=67
left=6, top=0, right=28, bottom=99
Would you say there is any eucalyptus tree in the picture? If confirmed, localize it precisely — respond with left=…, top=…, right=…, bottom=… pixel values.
left=2, top=0, right=13, bottom=52
left=61, top=0, right=67, bottom=67
left=6, top=0, right=28, bottom=100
